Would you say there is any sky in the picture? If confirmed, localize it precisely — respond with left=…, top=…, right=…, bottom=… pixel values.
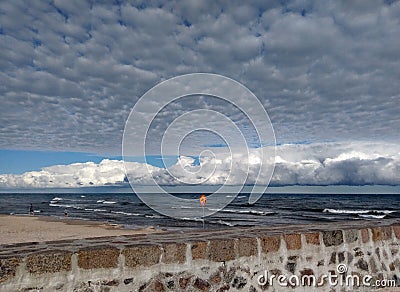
left=0, top=0, right=399, bottom=190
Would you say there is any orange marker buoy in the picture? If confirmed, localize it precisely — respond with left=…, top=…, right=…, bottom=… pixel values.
left=200, top=194, right=207, bottom=229
left=200, top=194, right=207, bottom=207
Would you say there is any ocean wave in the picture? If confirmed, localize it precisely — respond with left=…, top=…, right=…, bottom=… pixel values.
left=181, top=217, right=204, bottom=222
left=179, top=217, right=236, bottom=227
left=224, top=195, right=247, bottom=199
left=220, top=208, right=275, bottom=216
left=84, top=208, right=107, bottom=212
left=171, top=205, right=193, bottom=209
left=51, top=197, right=63, bottom=201
left=323, top=208, right=394, bottom=215
left=95, top=200, right=117, bottom=204
left=49, top=203, right=73, bottom=208
left=49, top=203, right=84, bottom=210
left=110, top=211, right=141, bottom=216
left=301, top=214, right=341, bottom=221
left=145, top=214, right=162, bottom=219
left=208, top=219, right=236, bottom=227
left=358, top=214, right=386, bottom=219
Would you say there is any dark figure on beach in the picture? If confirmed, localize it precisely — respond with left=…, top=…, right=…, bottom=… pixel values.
left=29, top=203, right=34, bottom=216
left=64, top=209, right=68, bottom=217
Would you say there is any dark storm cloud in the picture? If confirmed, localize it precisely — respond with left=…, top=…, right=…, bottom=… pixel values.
left=0, top=0, right=399, bottom=154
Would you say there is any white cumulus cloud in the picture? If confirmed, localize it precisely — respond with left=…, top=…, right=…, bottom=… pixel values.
left=0, top=142, right=399, bottom=188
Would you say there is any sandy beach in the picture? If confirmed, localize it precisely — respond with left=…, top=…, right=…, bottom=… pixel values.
left=0, top=215, right=161, bottom=245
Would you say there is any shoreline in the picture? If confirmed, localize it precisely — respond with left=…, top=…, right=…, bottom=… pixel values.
left=1, top=213, right=399, bottom=246
left=0, top=214, right=163, bottom=245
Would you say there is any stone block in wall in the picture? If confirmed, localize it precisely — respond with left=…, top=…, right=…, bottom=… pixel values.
left=372, top=228, right=383, bottom=241
left=369, top=257, right=378, bottom=273
left=73, top=279, right=120, bottom=291
left=26, top=251, right=72, bottom=274
left=209, top=271, right=222, bottom=284
left=0, top=257, right=21, bottom=283
left=284, top=234, right=301, bottom=250
left=209, top=239, right=235, bottom=262
left=191, top=241, right=207, bottom=260
left=392, top=225, right=400, bottom=240
left=381, top=226, right=392, bottom=240
left=394, top=259, right=400, bottom=270
left=305, top=232, right=320, bottom=245
left=193, top=278, right=211, bottom=291
left=137, top=277, right=164, bottom=292
left=338, top=252, right=345, bottom=263
left=232, top=276, right=247, bottom=289
left=179, top=276, right=193, bottom=289
left=361, top=228, right=369, bottom=243
left=322, top=230, right=343, bottom=247
left=237, top=237, right=258, bottom=257
left=347, top=252, right=354, bottom=265
left=261, top=235, right=281, bottom=253
left=286, top=262, right=296, bottom=274
left=329, top=252, right=336, bottom=264
left=344, top=229, right=358, bottom=243
left=162, top=243, right=186, bottom=264
left=78, top=246, right=119, bottom=269
left=354, top=247, right=363, bottom=257
left=222, top=266, right=236, bottom=283
left=356, top=258, right=369, bottom=272
left=122, top=244, right=161, bottom=268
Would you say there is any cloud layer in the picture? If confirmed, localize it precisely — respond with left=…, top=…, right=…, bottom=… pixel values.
left=1, top=1, right=400, bottom=154
left=1, top=142, right=398, bottom=188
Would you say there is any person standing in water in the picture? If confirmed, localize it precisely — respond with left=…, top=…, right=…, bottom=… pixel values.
left=29, top=203, right=34, bottom=216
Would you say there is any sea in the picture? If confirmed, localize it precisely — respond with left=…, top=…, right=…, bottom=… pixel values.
left=0, top=193, right=399, bottom=230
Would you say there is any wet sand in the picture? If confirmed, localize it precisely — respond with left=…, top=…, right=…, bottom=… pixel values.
left=0, top=215, right=162, bottom=245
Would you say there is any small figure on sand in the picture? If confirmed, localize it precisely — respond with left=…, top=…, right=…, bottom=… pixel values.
left=29, top=203, right=34, bottom=216
left=64, top=208, right=68, bottom=217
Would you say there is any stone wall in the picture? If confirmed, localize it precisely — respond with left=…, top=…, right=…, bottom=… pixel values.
left=1, top=220, right=400, bottom=291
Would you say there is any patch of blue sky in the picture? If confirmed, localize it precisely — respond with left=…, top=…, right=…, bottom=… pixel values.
left=0, top=150, right=120, bottom=174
